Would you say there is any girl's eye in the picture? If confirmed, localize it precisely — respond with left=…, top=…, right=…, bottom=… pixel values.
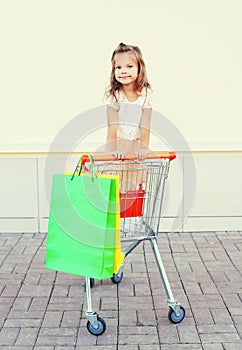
left=115, top=66, right=121, bottom=70
left=128, top=65, right=133, bottom=68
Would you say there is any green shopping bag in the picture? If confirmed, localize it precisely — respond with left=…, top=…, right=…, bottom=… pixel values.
left=45, top=156, right=120, bottom=280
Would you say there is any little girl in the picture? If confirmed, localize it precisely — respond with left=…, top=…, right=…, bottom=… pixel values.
left=103, top=44, right=153, bottom=236
left=104, top=42, right=154, bottom=162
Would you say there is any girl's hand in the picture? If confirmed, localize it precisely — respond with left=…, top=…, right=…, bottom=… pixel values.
left=112, top=150, right=126, bottom=160
left=136, top=148, right=148, bottom=161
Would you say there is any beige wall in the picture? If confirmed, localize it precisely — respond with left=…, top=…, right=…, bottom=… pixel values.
left=0, top=151, right=241, bottom=233
left=0, top=1, right=242, bottom=232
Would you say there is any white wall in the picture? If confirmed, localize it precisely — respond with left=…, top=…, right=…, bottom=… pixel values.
left=0, top=1, right=242, bottom=232
left=0, top=151, right=241, bottom=233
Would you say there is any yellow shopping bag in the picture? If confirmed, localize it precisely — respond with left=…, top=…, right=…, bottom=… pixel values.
left=113, top=175, right=125, bottom=273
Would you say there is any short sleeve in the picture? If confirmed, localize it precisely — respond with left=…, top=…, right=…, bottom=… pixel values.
left=104, top=94, right=119, bottom=110
left=142, top=89, right=154, bottom=109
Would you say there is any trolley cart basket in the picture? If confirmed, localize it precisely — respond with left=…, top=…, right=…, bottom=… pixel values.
left=82, top=151, right=185, bottom=336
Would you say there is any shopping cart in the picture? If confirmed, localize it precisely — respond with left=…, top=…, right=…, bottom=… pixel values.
left=81, top=151, right=185, bottom=335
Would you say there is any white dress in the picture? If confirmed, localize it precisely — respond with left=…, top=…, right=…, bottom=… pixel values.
left=105, top=88, right=154, bottom=142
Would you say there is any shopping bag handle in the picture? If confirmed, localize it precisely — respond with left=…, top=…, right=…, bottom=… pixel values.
left=71, top=154, right=98, bottom=180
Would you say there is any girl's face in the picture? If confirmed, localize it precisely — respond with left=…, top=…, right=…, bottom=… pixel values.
left=114, top=52, right=138, bottom=87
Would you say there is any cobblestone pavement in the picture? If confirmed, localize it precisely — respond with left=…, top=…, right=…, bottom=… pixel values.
left=0, top=231, right=242, bottom=349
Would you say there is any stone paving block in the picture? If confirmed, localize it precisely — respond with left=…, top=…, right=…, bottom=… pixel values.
left=0, top=347, right=34, bottom=350
left=159, top=346, right=202, bottom=350
left=173, top=258, right=193, bottom=274
left=139, top=346, right=160, bottom=350
left=199, top=281, right=218, bottom=294
left=12, top=263, right=32, bottom=275
left=12, top=296, right=32, bottom=310
left=0, top=313, right=8, bottom=329
left=177, top=324, right=201, bottom=343
left=95, top=325, right=118, bottom=345
left=29, top=296, right=49, bottom=310
left=158, top=324, right=180, bottom=343
left=54, top=272, right=83, bottom=285
left=1, top=285, right=21, bottom=297
left=119, top=295, right=154, bottom=311
left=19, top=284, right=53, bottom=297
left=38, top=273, right=56, bottom=285
left=236, top=323, right=242, bottom=337
left=42, top=310, right=63, bottom=327
left=218, top=281, right=242, bottom=294
left=223, top=343, right=242, bottom=350
left=192, top=308, right=214, bottom=326
left=203, top=344, right=224, bottom=350
left=36, top=328, right=78, bottom=347
left=0, top=327, right=20, bottom=346
left=68, top=284, right=85, bottom=297
left=4, top=317, right=42, bottom=328
left=231, top=315, right=242, bottom=324
left=99, top=296, right=118, bottom=311
left=8, top=309, right=45, bottom=319
left=199, top=331, right=241, bottom=343
left=22, top=272, right=41, bottom=284
left=51, top=285, right=70, bottom=297
left=133, top=283, right=151, bottom=296
left=61, top=310, right=82, bottom=327
left=36, top=335, right=77, bottom=347
left=229, top=301, right=242, bottom=317
left=119, top=333, right=159, bottom=346
left=76, top=346, right=116, bottom=350
left=169, top=242, right=186, bottom=253
left=48, top=296, right=84, bottom=311
left=209, top=271, right=230, bottom=283
left=0, top=250, right=14, bottom=263
left=150, top=285, right=169, bottom=301
left=53, top=348, right=75, bottom=350
left=223, top=270, right=242, bottom=282
left=137, top=309, right=157, bottom=326
left=199, top=251, right=217, bottom=262
left=5, top=272, right=27, bottom=285
left=188, top=294, right=225, bottom=309
left=119, top=325, right=157, bottom=335
left=15, top=327, right=39, bottom=346
left=210, top=308, right=234, bottom=324
left=119, top=309, right=138, bottom=326
left=198, top=325, right=238, bottom=334
left=76, top=326, right=98, bottom=345
left=131, top=264, right=147, bottom=274
left=0, top=296, right=15, bottom=312
left=182, top=281, right=203, bottom=295
left=117, top=283, right=135, bottom=297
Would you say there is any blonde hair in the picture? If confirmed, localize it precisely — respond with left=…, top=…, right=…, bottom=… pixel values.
left=105, top=43, right=151, bottom=105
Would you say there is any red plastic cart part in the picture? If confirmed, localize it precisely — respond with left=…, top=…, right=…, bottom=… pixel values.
left=120, top=189, right=145, bottom=218
left=81, top=151, right=176, bottom=164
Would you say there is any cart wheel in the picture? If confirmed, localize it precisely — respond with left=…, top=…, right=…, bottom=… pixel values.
left=90, top=278, right=95, bottom=288
left=86, top=316, right=106, bottom=336
left=168, top=306, right=185, bottom=324
left=111, top=272, right=123, bottom=284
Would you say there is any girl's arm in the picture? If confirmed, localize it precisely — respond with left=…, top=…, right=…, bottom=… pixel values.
left=105, top=105, right=120, bottom=157
left=138, top=108, right=152, bottom=160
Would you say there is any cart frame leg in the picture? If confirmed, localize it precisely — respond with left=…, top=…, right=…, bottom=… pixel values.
left=85, top=277, right=98, bottom=328
left=150, top=237, right=182, bottom=317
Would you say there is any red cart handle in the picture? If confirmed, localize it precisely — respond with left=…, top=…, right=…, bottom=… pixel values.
left=81, top=151, right=176, bottom=164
